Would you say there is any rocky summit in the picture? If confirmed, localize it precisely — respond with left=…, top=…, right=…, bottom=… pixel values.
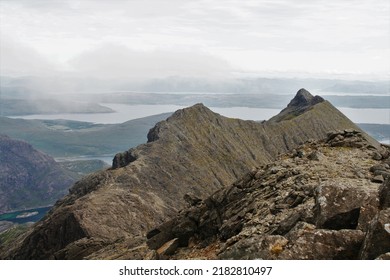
left=1, top=89, right=385, bottom=260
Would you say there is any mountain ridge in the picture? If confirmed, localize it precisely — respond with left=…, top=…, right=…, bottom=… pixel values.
left=1, top=89, right=381, bottom=259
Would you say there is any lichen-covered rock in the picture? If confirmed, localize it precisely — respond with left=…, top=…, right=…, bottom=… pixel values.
left=359, top=209, right=390, bottom=259
left=314, top=181, right=379, bottom=230
left=280, top=228, right=364, bottom=260
left=218, top=222, right=364, bottom=260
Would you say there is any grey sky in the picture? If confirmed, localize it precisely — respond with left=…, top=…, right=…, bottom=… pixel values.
left=0, top=0, right=389, bottom=80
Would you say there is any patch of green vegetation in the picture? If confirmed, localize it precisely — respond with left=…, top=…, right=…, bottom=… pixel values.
left=42, top=119, right=104, bottom=131
left=59, top=159, right=110, bottom=176
left=0, top=224, right=30, bottom=247
left=0, top=213, right=14, bottom=220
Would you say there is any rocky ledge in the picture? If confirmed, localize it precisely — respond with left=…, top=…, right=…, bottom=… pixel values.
left=146, top=130, right=390, bottom=260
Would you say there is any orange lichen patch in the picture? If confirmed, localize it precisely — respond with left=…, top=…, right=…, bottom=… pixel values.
left=270, top=243, right=284, bottom=255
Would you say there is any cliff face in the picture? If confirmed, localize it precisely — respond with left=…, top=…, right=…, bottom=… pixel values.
left=2, top=89, right=378, bottom=259
left=0, top=135, right=75, bottom=214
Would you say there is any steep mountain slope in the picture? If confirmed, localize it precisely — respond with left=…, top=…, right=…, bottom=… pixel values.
left=2, top=89, right=378, bottom=259
left=0, top=135, right=75, bottom=214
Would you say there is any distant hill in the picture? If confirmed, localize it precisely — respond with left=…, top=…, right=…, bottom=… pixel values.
left=0, top=113, right=170, bottom=157
left=1, top=99, right=114, bottom=116
left=3, top=89, right=383, bottom=260
left=58, top=160, right=110, bottom=176
left=0, top=135, right=76, bottom=214
left=2, top=75, right=388, bottom=96
left=71, top=92, right=390, bottom=109
left=321, top=80, right=389, bottom=94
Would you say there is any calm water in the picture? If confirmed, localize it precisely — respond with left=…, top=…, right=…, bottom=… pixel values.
left=318, top=91, right=389, bottom=96
left=10, top=104, right=185, bottom=124
left=337, top=108, right=389, bottom=125
left=55, top=155, right=113, bottom=165
left=0, top=206, right=51, bottom=224
left=10, top=103, right=390, bottom=124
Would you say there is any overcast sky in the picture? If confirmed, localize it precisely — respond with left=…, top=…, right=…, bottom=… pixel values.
left=0, top=0, right=389, bottom=80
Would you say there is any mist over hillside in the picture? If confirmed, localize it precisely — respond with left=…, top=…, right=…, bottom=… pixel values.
left=1, top=76, right=388, bottom=121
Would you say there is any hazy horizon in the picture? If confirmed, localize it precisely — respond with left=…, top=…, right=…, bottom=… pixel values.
left=1, top=0, right=389, bottom=85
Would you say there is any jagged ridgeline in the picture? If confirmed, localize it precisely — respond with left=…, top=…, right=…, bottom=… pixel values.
left=1, top=89, right=384, bottom=259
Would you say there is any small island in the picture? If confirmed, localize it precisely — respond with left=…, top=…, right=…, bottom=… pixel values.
left=16, top=211, right=39, bottom=219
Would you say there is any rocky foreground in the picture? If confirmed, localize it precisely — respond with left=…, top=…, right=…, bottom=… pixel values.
left=147, top=130, right=390, bottom=260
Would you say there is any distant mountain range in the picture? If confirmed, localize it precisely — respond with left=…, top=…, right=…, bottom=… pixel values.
left=2, top=89, right=388, bottom=260
left=1, top=75, right=388, bottom=96
left=1, top=99, right=114, bottom=116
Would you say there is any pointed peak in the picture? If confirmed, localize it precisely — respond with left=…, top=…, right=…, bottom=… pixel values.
left=296, top=88, right=314, bottom=100
left=288, top=88, right=324, bottom=108
left=269, top=89, right=325, bottom=123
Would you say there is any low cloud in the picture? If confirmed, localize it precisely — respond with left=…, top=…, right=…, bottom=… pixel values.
left=0, top=36, right=58, bottom=77
left=68, top=44, right=233, bottom=80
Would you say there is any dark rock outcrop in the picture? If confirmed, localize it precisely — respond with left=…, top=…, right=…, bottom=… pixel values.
left=2, top=89, right=379, bottom=260
left=379, top=178, right=390, bottom=208
left=269, top=88, right=324, bottom=122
